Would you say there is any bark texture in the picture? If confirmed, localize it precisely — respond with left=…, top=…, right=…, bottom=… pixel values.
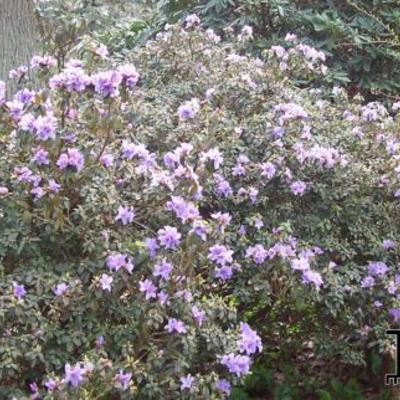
left=0, top=0, right=39, bottom=91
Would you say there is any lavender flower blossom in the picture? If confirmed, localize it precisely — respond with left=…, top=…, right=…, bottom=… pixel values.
left=53, top=283, right=69, bottom=296
left=91, top=70, right=122, bottom=97
left=157, top=226, right=182, bottom=249
left=180, top=374, right=194, bottom=391
left=368, top=261, right=388, bottom=276
left=145, top=238, right=159, bottom=258
left=99, top=274, right=113, bottom=291
left=64, top=363, right=85, bottom=387
left=301, top=270, right=323, bottom=290
left=115, top=370, right=132, bottom=389
left=220, top=353, right=251, bottom=377
left=13, top=282, right=26, bottom=299
left=31, top=148, right=49, bottom=165
left=115, top=206, right=135, bottom=225
left=57, top=148, right=84, bottom=172
left=208, top=244, right=233, bottom=266
left=139, top=279, right=157, bottom=300
left=246, top=245, right=268, bottom=265
left=153, top=259, right=173, bottom=280
left=177, top=98, right=200, bottom=121
left=191, top=305, right=205, bottom=326
left=237, top=323, right=263, bottom=355
left=165, top=318, right=187, bottom=334
left=290, top=180, right=307, bottom=196
left=216, top=379, right=231, bottom=395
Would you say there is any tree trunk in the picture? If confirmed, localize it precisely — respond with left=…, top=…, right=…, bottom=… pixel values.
left=0, top=0, right=39, bottom=92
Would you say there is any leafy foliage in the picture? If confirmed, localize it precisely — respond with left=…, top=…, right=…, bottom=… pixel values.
left=143, top=0, right=400, bottom=99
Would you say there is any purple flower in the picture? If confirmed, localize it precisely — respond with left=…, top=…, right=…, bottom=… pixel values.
left=208, top=244, right=233, bottom=266
left=91, top=70, right=122, bottom=97
left=237, top=322, right=262, bottom=355
left=215, top=265, right=234, bottom=281
left=145, top=237, right=159, bottom=258
left=232, top=164, right=246, bottom=176
left=31, top=148, right=49, bottom=165
left=389, top=308, right=400, bottom=321
left=290, top=180, right=307, bottom=196
left=290, top=257, right=310, bottom=271
left=95, top=44, right=108, bottom=58
left=139, top=279, right=157, bottom=300
left=34, top=114, right=57, bottom=141
left=117, top=64, right=139, bottom=89
left=211, top=212, right=231, bottom=231
left=121, top=141, right=145, bottom=159
left=177, top=98, right=199, bottom=121
left=166, top=196, right=199, bottom=223
left=15, top=88, right=35, bottom=105
left=158, top=290, right=169, bottom=305
left=185, top=13, right=200, bottom=27
left=48, top=180, right=61, bottom=193
left=275, top=103, right=308, bottom=121
left=157, top=226, right=182, bottom=249
left=44, top=379, right=57, bottom=391
left=95, top=335, right=105, bottom=348
left=9, top=65, right=28, bottom=80
left=165, top=318, right=186, bottom=333
left=14, top=166, right=33, bottom=183
left=220, top=353, right=251, bottom=377
left=302, top=270, right=323, bottom=290
left=100, top=154, right=114, bottom=168
left=50, top=66, right=90, bottom=92
left=361, top=276, right=375, bottom=288
left=190, top=220, right=209, bottom=241
left=31, top=187, right=45, bottom=199
left=201, top=148, right=224, bottom=169
left=99, top=273, right=113, bottom=291
left=212, top=173, right=233, bottom=197
left=246, top=245, right=268, bottom=265
left=19, top=114, right=35, bottom=134
left=254, top=217, right=264, bottom=230
left=260, top=162, right=277, bottom=179
left=368, top=261, right=388, bottom=276
left=53, top=283, right=69, bottom=296
left=64, top=363, right=86, bottom=387
left=387, top=281, right=397, bottom=294
left=180, top=374, right=194, bottom=391
left=191, top=305, right=205, bottom=326
left=115, top=370, right=132, bottom=390
left=153, top=259, right=173, bottom=280
left=31, top=55, right=56, bottom=69
left=383, top=240, right=395, bottom=250
left=29, top=382, right=38, bottom=394
left=115, top=206, right=135, bottom=225
left=176, top=289, right=193, bottom=302
left=57, top=148, right=84, bottom=172
left=13, top=282, right=26, bottom=299
left=6, top=100, right=24, bottom=121
left=374, top=300, right=383, bottom=308
left=216, top=378, right=231, bottom=395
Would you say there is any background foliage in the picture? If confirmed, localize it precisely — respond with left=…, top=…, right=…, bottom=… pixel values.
left=138, top=0, right=400, bottom=101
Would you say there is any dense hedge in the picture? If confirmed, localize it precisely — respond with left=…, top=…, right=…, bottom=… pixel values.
left=1, top=19, right=400, bottom=398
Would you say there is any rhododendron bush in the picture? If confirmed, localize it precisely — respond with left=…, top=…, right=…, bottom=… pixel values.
left=1, top=19, right=400, bottom=398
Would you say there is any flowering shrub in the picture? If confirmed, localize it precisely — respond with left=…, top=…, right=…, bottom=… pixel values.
left=1, top=19, right=400, bottom=398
